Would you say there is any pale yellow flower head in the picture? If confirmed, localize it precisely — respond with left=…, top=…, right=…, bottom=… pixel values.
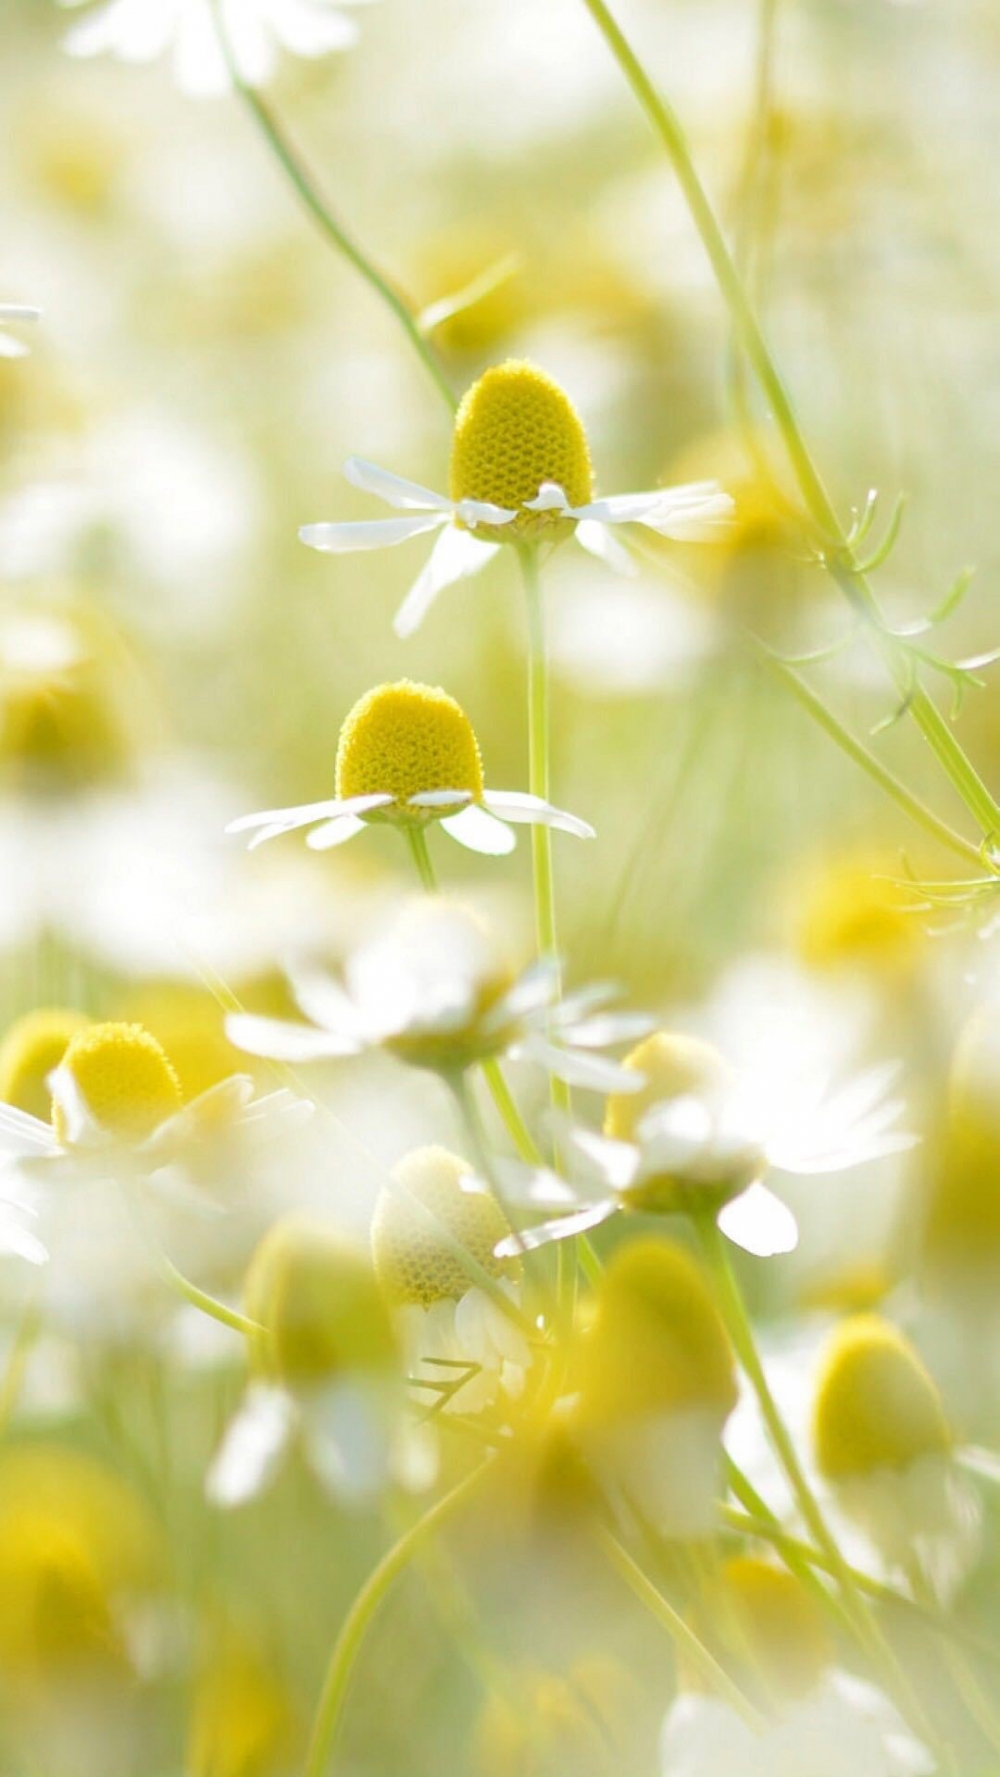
left=52, top=1020, right=182, bottom=1144
left=372, top=1144, right=520, bottom=1308
left=715, top=1556, right=833, bottom=1702
left=0, top=1006, right=90, bottom=1121
left=813, top=1315, right=952, bottom=1482
left=450, top=360, right=594, bottom=540
left=188, top=1627, right=298, bottom=1777
left=245, top=1215, right=398, bottom=1389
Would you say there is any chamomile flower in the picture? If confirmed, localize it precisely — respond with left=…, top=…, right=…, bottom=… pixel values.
left=499, top=1030, right=914, bottom=1259
left=226, top=896, right=648, bottom=1088
left=372, top=1145, right=531, bottom=1416
left=58, top=0, right=374, bottom=99
left=207, top=1214, right=418, bottom=1508
left=299, top=360, right=734, bottom=637
left=226, top=679, right=593, bottom=859
left=0, top=305, right=41, bottom=360
left=571, top=1237, right=737, bottom=1537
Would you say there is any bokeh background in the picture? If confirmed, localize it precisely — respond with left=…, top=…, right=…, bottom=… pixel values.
left=4, top=0, right=1000, bottom=1771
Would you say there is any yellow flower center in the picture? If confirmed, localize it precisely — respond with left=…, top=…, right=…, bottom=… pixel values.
left=575, top=1237, right=737, bottom=1429
left=603, top=1031, right=730, bottom=1145
left=0, top=1008, right=90, bottom=1122
left=372, top=1145, right=520, bottom=1308
left=720, top=1557, right=832, bottom=1700
left=0, top=606, right=138, bottom=794
left=449, top=360, right=594, bottom=537
left=244, top=1216, right=398, bottom=1388
left=188, top=1633, right=298, bottom=1777
left=52, top=1021, right=182, bottom=1144
left=335, top=680, right=484, bottom=817
left=813, top=1315, right=952, bottom=1482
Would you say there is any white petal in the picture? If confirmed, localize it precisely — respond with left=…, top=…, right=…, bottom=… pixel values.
left=0, top=1219, right=48, bottom=1266
left=226, top=792, right=392, bottom=846
left=574, top=518, right=639, bottom=575
left=559, top=1011, right=653, bottom=1048
left=207, top=1387, right=295, bottom=1508
left=300, top=513, right=446, bottom=553
left=0, top=1104, right=60, bottom=1156
left=305, top=814, right=367, bottom=851
left=574, top=481, right=735, bottom=540
left=289, top=967, right=364, bottom=1044
left=407, top=789, right=474, bottom=809
left=524, top=481, right=571, bottom=513
left=343, top=456, right=454, bottom=512
left=495, top=1199, right=617, bottom=1256
left=480, top=958, right=560, bottom=1034
left=717, top=1183, right=799, bottom=1257
left=225, top=1013, right=360, bottom=1062
left=453, top=499, right=519, bottom=527
left=489, top=1159, right=583, bottom=1211
left=482, top=790, right=594, bottom=839
left=0, top=336, right=29, bottom=360
left=567, top=1125, right=640, bottom=1190
left=393, top=525, right=499, bottom=639
left=304, top=1383, right=391, bottom=1504
left=441, top=805, right=517, bottom=856
left=0, top=306, right=42, bottom=324
left=514, top=1034, right=638, bottom=1092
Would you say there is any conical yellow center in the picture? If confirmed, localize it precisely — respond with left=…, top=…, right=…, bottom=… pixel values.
left=603, top=1031, right=730, bottom=1145
left=372, top=1145, right=520, bottom=1308
left=813, top=1315, right=952, bottom=1481
left=576, top=1237, right=737, bottom=1429
left=335, top=680, right=484, bottom=816
left=52, top=1021, right=182, bottom=1144
left=449, top=360, right=594, bottom=522
left=720, top=1557, right=832, bottom=1700
left=244, top=1216, right=398, bottom=1387
left=0, top=1007, right=90, bottom=1122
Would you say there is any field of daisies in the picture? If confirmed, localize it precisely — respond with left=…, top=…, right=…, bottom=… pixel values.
left=6, top=0, right=1000, bottom=1773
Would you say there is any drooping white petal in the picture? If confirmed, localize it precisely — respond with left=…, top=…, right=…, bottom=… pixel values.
left=305, top=814, right=368, bottom=851
left=0, top=1218, right=48, bottom=1266
left=453, top=498, right=519, bottom=527
left=0, top=335, right=30, bottom=360
left=514, top=1034, right=639, bottom=1093
left=225, top=1012, right=360, bottom=1063
left=288, top=966, right=365, bottom=1045
left=300, top=513, right=447, bottom=554
left=226, top=792, right=392, bottom=848
left=393, top=524, right=499, bottom=639
left=0, top=305, right=42, bottom=324
left=524, top=481, right=571, bottom=513
left=717, top=1182, right=799, bottom=1257
left=574, top=518, right=639, bottom=575
left=567, top=1125, right=640, bottom=1191
left=559, top=1010, right=653, bottom=1048
left=495, top=1199, right=617, bottom=1257
left=481, top=958, right=560, bottom=1034
left=573, top=481, right=735, bottom=541
left=304, top=1382, right=391, bottom=1505
left=488, top=1158, right=584, bottom=1211
left=481, top=790, right=595, bottom=839
left=440, top=804, right=517, bottom=856
left=343, top=456, right=454, bottom=512
left=207, top=1386, right=295, bottom=1508
left=145, top=1075, right=255, bottom=1156
left=0, top=1104, right=61, bottom=1157
left=270, top=0, right=359, bottom=59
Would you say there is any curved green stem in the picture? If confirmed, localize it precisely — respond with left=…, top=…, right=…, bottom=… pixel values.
left=159, top=1254, right=261, bottom=1339
left=304, top=1460, right=491, bottom=1777
left=576, top=0, right=1000, bottom=852
left=208, top=0, right=456, bottom=416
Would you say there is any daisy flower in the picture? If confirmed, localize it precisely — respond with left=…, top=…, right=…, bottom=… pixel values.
left=0, top=306, right=41, bottom=360
left=226, top=678, right=593, bottom=860
left=58, top=0, right=373, bottom=99
left=372, top=1145, right=532, bottom=1418
left=226, top=895, right=648, bottom=1088
left=207, top=1215, right=423, bottom=1508
left=497, top=1029, right=914, bottom=1259
left=299, top=360, right=734, bottom=638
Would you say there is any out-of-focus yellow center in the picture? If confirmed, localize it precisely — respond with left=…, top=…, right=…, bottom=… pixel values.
left=813, top=1315, right=952, bottom=1482
left=796, top=857, right=918, bottom=976
left=52, top=1021, right=182, bottom=1144
left=188, top=1633, right=298, bottom=1777
left=335, top=680, right=484, bottom=817
left=603, top=1031, right=729, bottom=1145
left=720, top=1557, right=832, bottom=1700
left=372, top=1145, right=520, bottom=1308
left=449, top=361, right=594, bottom=534
left=245, top=1215, right=398, bottom=1388
left=575, top=1237, right=737, bottom=1429
left=0, top=1007, right=90, bottom=1122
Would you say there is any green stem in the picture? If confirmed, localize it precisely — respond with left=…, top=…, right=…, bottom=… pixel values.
left=304, top=1460, right=491, bottom=1777
left=576, top=0, right=1000, bottom=851
left=751, top=636, right=984, bottom=867
left=405, top=822, right=438, bottom=891
left=208, top=0, right=456, bottom=416
left=696, top=1216, right=951, bottom=1764
left=159, top=1255, right=262, bottom=1339
left=596, top=1525, right=764, bottom=1730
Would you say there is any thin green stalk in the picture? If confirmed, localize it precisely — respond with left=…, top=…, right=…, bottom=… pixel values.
left=208, top=0, right=456, bottom=416
left=159, top=1254, right=261, bottom=1339
left=405, top=822, right=438, bottom=890
left=596, top=1525, right=764, bottom=1730
left=751, top=636, right=984, bottom=867
left=696, top=1216, right=951, bottom=1765
left=304, top=1459, right=491, bottom=1777
left=576, top=0, right=1000, bottom=852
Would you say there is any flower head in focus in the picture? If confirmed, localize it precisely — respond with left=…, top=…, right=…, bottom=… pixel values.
left=227, top=679, right=593, bottom=859
left=372, top=1144, right=531, bottom=1416
left=300, top=360, right=734, bottom=637
left=0, top=305, right=41, bottom=360
left=500, top=1028, right=914, bottom=1260
left=58, top=0, right=374, bottom=99
left=227, top=896, right=648, bottom=1088
left=207, top=1214, right=420, bottom=1508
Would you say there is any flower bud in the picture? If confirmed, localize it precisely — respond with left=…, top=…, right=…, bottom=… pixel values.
left=245, top=1215, right=398, bottom=1389
left=813, top=1316, right=951, bottom=1483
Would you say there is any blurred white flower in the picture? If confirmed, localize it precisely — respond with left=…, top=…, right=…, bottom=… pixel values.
left=662, top=1675, right=933, bottom=1777
left=0, top=305, right=41, bottom=359
left=59, top=0, right=374, bottom=98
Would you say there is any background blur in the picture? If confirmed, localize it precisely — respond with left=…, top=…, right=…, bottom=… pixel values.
left=3, top=0, right=1000, bottom=1771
